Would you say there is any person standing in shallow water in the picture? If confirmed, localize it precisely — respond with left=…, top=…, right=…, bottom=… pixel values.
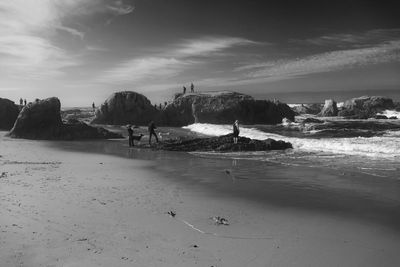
left=148, top=121, right=158, bottom=145
left=127, top=125, right=134, bottom=147
left=233, top=120, right=240, bottom=144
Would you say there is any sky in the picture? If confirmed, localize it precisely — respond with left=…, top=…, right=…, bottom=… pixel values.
left=0, top=0, right=399, bottom=106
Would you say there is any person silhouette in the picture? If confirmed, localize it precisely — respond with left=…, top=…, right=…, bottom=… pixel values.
left=127, top=125, right=134, bottom=147
left=148, top=121, right=159, bottom=145
left=233, top=120, right=240, bottom=144
left=183, top=86, right=187, bottom=94
left=190, top=83, right=194, bottom=93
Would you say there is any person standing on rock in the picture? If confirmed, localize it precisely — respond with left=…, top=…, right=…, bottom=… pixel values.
left=148, top=121, right=158, bottom=145
left=233, top=120, right=239, bottom=144
left=127, top=125, right=134, bottom=147
left=92, top=102, right=95, bottom=112
left=24, top=99, right=27, bottom=106
left=183, top=86, right=187, bottom=94
left=190, top=83, right=194, bottom=93
left=19, top=98, right=23, bottom=105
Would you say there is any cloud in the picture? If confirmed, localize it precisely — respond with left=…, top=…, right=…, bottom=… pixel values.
left=101, top=57, right=191, bottom=83
left=176, top=37, right=257, bottom=56
left=56, top=25, right=85, bottom=39
left=237, top=40, right=400, bottom=81
left=98, top=36, right=256, bottom=84
left=0, top=0, right=133, bottom=80
left=291, top=28, right=400, bottom=48
left=107, top=0, right=135, bottom=15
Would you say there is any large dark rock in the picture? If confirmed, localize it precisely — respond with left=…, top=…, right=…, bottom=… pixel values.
left=8, top=97, right=121, bottom=140
left=302, top=117, right=324, bottom=124
left=92, top=91, right=157, bottom=125
left=0, top=98, right=20, bottom=130
left=338, top=96, right=394, bottom=119
left=319, top=99, right=338, bottom=117
left=155, top=134, right=292, bottom=152
left=291, top=103, right=322, bottom=115
left=159, top=91, right=295, bottom=126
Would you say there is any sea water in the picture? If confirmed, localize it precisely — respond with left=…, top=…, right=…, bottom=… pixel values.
left=183, top=116, right=400, bottom=179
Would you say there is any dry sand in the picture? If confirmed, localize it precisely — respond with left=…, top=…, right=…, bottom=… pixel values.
left=1, top=132, right=400, bottom=267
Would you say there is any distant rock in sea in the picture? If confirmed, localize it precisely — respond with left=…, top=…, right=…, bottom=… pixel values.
left=0, top=98, right=20, bottom=130
left=92, top=91, right=157, bottom=125
left=338, top=96, right=394, bottom=119
left=155, top=134, right=293, bottom=152
left=319, top=99, right=338, bottom=117
left=8, top=97, right=122, bottom=140
left=291, top=103, right=322, bottom=115
left=159, top=91, right=295, bottom=126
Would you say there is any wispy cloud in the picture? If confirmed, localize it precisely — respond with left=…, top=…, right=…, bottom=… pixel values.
left=107, top=0, right=135, bottom=15
left=176, top=37, right=257, bottom=56
left=236, top=40, right=400, bottom=81
left=0, top=0, right=134, bottom=80
left=291, top=28, right=400, bottom=48
left=98, top=36, right=256, bottom=84
left=101, top=57, right=191, bottom=83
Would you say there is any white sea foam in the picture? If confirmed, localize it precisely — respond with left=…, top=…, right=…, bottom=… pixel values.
left=183, top=123, right=400, bottom=158
left=376, top=110, right=400, bottom=119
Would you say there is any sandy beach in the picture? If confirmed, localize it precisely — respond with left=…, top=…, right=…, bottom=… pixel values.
left=1, top=132, right=400, bottom=267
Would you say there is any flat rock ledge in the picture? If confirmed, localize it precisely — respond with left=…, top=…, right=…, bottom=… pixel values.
left=154, top=134, right=292, bottom=152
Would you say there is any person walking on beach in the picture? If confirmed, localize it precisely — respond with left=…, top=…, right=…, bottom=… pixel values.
left=190, top=83, right=194, bottom=93
left=148, top=121, right=158, bottom=145
left=233, top=120, right=240, bottom=144
left=127, top=125, right=134, bottom=147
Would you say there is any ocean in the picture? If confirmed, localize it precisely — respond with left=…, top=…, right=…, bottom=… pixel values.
left=184, top=110, right=400, bottom=179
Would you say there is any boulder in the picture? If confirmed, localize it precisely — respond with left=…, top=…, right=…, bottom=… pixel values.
left=159, top=91, right=295, bottom=126
left=155, top=134, right=292, bottom=152
left=92, top=91, right=157, bottom=125
left=338, top=96, right=394, bottom=119
left=319, top=99, right=338, bottom=116
left=8, top=97, right=121, bottom=140
left=0, top=98, right=20, bottom=130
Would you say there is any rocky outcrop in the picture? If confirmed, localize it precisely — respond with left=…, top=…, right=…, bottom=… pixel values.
left=155, top=134, right=292, bottom=152
left=8, top=97, right=121, bottom=140
left=291, top=103, right=322, bottom=115
left=0, top=98, right=20, bottom=130
left=159, top=91, right=295, bottom=126
left=338, top=96, right=394, bottom=119
left=319, top=99, right=338, bottom=117
left=92, top=91, right=157, bottom=125
left=302, top=117, right=324, bottom=124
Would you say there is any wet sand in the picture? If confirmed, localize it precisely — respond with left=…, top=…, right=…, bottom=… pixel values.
left=1, top=132, right=400, bottom=266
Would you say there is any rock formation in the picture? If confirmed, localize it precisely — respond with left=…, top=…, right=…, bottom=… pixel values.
left=338, top=96, right=394, bottom=119
left=302, top=117, right=324, bottom=124
left=0, top=98, right=20, bottom=130
left=92, top=91, right=157, bottom=125
left=319, top=99, right=338, bottom=117
left=8, top=97, right=121, bottom=140
left=159, top=91, right=295, bottom=126
left=291, top=103, right=322, bottom=115
left=155, top=134, right=292, bottom=152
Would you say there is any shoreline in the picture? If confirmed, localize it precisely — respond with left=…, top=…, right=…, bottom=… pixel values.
left=1, top=132, right=400, bottom=266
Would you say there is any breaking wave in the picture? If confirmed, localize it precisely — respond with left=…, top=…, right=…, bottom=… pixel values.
left=183, top=123, right=400, bottom=158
